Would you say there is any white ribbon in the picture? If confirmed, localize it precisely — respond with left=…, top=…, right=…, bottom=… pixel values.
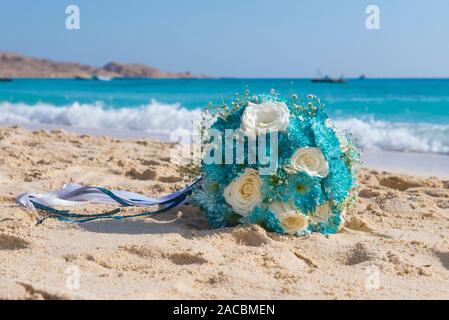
left=16, top=182, right=195, bottom=211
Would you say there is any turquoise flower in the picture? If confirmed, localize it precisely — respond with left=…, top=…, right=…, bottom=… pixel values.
left=286, top=116, right=315, bottom=150
left=240, top=206, right=285, bottom=234
left=286, top=173, right=325, bottom=213
left=323, top=158, right=353, bottom=204
left=192, top=187, right=240, bottom=228
left=262, top=172, right=324, bottom=213
left=310, top=110, right=342, bottom=160
left=211, top=106, right=245, bottom=131
left=202, top=163, right=233, bottom=184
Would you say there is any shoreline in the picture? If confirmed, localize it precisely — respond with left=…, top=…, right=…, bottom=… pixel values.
left=362, top=150, right=449, bottom=179
left=2, top=123, right=448, bottom=179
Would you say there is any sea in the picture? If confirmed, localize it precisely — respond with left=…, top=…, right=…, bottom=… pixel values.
left=1, top=78, right=449, bottom=158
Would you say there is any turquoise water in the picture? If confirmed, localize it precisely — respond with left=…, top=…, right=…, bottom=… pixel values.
left=2, top=78, right=449, bottom=123
left=1, top=78, right=449, bottom=154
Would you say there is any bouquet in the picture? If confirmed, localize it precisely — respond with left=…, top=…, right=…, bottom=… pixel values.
left=191, top=89, right=360, bottom=236
left=17, top=88, right=359, bottom=237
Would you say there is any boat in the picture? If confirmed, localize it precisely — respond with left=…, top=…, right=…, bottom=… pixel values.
left=0, top=78, right=13, bottom=82
left=311, top=75, right=346, bottom=83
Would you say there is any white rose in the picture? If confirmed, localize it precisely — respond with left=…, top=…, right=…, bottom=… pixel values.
left=285, top=147, right=329, bottom=177
left=241, top=101, right=290, bottom=138
left=311, top=202, right=332, bottom=224
left=269, top=201, right=309, bottom=234
left=223, top=168, right=262, bottom=216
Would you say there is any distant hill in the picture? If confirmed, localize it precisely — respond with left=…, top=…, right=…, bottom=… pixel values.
left=0, top=52, right=208, bottom=79
left=102, top=62, right=196, bottom=78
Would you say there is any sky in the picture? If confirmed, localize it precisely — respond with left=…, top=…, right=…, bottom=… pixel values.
left=0, top=0, right=448, bottom=78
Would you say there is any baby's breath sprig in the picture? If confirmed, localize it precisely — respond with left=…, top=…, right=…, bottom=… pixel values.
left=339, top=188, right=358, bottom=213
left=342, top=131, right=362, bottom=176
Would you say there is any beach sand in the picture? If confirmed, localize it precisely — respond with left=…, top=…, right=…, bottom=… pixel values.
left=0, top=125, right=448, bottom=299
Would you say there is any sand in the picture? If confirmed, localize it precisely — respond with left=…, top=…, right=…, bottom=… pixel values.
left=0, top=125, right=448, bottom=300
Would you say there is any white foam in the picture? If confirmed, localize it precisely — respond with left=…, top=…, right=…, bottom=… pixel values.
left=0, top=100, right=201, bottom=135
left=1, top=101, right=448, bottom=155
left=335, top=118, right=449, bottom=154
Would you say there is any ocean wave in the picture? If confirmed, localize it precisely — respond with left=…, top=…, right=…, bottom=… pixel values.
left=0, top=101, right=448, bottom=154
left=0, top=100, right=201, bottom=135
left=335, top=118, right=449, bottom=154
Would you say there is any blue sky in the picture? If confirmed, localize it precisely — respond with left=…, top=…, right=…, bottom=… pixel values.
left=1, top=0, right=448, bottom=78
